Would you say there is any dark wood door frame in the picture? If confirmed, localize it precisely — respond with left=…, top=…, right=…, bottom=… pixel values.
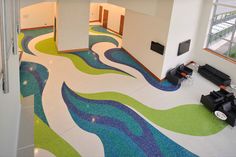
left=54, top=17, right=57, bottom=41
left=119, top=15, right=125, bottom=35
left=103, top=9, right=109, bottom=29
left=99, top=6, right=103, bottom=22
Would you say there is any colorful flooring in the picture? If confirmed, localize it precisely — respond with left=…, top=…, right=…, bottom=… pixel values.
left=19, top=24, right=236, bottom=157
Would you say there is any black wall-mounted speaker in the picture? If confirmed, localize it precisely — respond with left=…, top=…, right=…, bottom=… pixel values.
left=178, top=39, right=191, bottom=56
left=151, top=41, right=165, bottom=55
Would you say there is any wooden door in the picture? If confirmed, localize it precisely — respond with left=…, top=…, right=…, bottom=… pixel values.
left=119, top=15, right=125, bottom=35
left=54, top=17, right=57, bottom=41
left=99, top=6, right=103, bottom=22
left=103, top=9, right=109, bottom=28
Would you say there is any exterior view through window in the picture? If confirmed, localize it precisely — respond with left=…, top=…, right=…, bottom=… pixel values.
left=207, top=0, right=236, bottom=61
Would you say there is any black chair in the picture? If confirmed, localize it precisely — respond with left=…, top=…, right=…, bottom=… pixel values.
left=218, top=102, right=236, bottom=127
left=166, top=64, right=193, bottom=86
left=201, top=88, right=236, bottom=127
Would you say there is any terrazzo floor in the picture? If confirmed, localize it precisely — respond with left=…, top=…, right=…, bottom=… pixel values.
left=19, top=24, right=236, bottom=157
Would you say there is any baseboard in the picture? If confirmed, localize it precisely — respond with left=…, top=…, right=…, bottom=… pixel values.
left=121, top=47, right=163, bottom=81
left=107, top=27, right=120, bottom=35
left=89, top=20, right=100, bottom=23
left=186, top=61, right=196, bottom=66
left=59, top=48, right=89, bottom=53
left=20, top=25, right=54, bottom=31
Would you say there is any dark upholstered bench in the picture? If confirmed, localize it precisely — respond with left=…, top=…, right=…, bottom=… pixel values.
left=198, top=64, right=231, bottom=86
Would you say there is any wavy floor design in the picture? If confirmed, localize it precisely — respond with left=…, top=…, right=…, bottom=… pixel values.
left=69, top=50, right=133, bottom=77
left=35, top=37, right=129, bottom=76
left=105, top=48, right=180, bottom=91
left=22, top=36, right=35, bottom=55
left=79, top=91, right=226, bottom=136
left=20, top=61, right=49, bottom=125
left=19, top=27, right=53, bottom=55
left=90, top=25, right=122, bottom=38
left=35, top=115, right=81, bottom=157
left=89, top=35, right=119, bottom=48
left=20, top=26, right=236, bottom=157
left=62, top=83, right=196, bottom=157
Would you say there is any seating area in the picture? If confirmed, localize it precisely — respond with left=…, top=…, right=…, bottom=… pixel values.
left=201, top=88, right=236, bottom=127
left=166, top=64, right=193, bottom=86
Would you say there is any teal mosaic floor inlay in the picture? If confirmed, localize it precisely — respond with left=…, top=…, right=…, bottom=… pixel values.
left=89, top=35, right=119, bottom=48
left=105, top=48, right=180, bottom=91
left=62, top=83, right=196, bottom=157
left=20, top=61, right=49, bottom=125
left=70, top=50, right=134, bottom=77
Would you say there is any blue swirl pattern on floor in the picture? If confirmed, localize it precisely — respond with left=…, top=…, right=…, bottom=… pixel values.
left=71, top=50, right=134, bottom=77
left=21, top=28, right=53, bottom=55
left=89, top=35, right=119, bottom=48
left=20, top=62, right=49, bottom=125
left=105, top=48, right=180, bottom=91
left=22, top=36, right=35, bottom=55
left=62, top=83, right=196, bottom=157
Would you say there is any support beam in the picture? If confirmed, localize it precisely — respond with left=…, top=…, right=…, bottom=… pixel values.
left=56, top=0, right=90, bottom=52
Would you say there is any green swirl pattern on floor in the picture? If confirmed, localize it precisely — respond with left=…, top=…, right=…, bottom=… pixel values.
left=89, top=25, right=122, bottom=38
left=35, top=37, right=128, bottom=76
left=35, top=115, right=81, bottom=157
left=78, top=91, right=226, bottom=136
left=89, top=25, right=121, bottom=48
left=19, top=28, right=54, bottom=55
left=18, top=33, right=24, bottom=51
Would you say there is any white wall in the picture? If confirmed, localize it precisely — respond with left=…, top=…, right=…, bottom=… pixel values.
left=108, top=0, right=158, bottom=16
left=122, top=0, right=174, bottom=78
left=90, top=3, right=125, bottom=33
left=20, top=0, right=56, bottom=8
left=56, top=0, right=90, bottom=51
left=101, top=3, right=125, bottom=33
left=161, top=0, right=203, bottom=78
left=90, top=3, right=100, bottom=21
left=20, top=2, right=56, bottom=29
left=192, top=0, right=236, bottom=83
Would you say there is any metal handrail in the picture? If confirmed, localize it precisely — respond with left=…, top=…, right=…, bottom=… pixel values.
left=0, top=0, right=9, bottom=93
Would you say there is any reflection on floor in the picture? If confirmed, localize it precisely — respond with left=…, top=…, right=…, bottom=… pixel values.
left=19, top=24, right=236, bottom=157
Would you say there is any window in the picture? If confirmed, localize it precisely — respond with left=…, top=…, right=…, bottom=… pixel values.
left=206, top=0, right=236, bottom=62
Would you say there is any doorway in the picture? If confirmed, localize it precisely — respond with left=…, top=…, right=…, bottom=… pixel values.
left=102, top=9, right=109, bottom=29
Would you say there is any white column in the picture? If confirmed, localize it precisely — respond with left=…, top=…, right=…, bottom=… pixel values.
left=56, top=0, right=90, bottom=52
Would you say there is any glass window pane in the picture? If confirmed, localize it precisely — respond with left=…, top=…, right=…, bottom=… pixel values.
left=217, top=0, right=236, bottom=6
left=207, top=1, right=236, bottom=61
left=208, top=39, right=231, bottom=56
left=229, top=43, right=236, bottom=59
left=215, top=5, right=236, bottom=15
left=211, top=22, right=234, bottom=41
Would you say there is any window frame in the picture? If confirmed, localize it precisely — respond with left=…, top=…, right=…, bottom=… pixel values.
left=205, top=0, right=236, bottom=63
